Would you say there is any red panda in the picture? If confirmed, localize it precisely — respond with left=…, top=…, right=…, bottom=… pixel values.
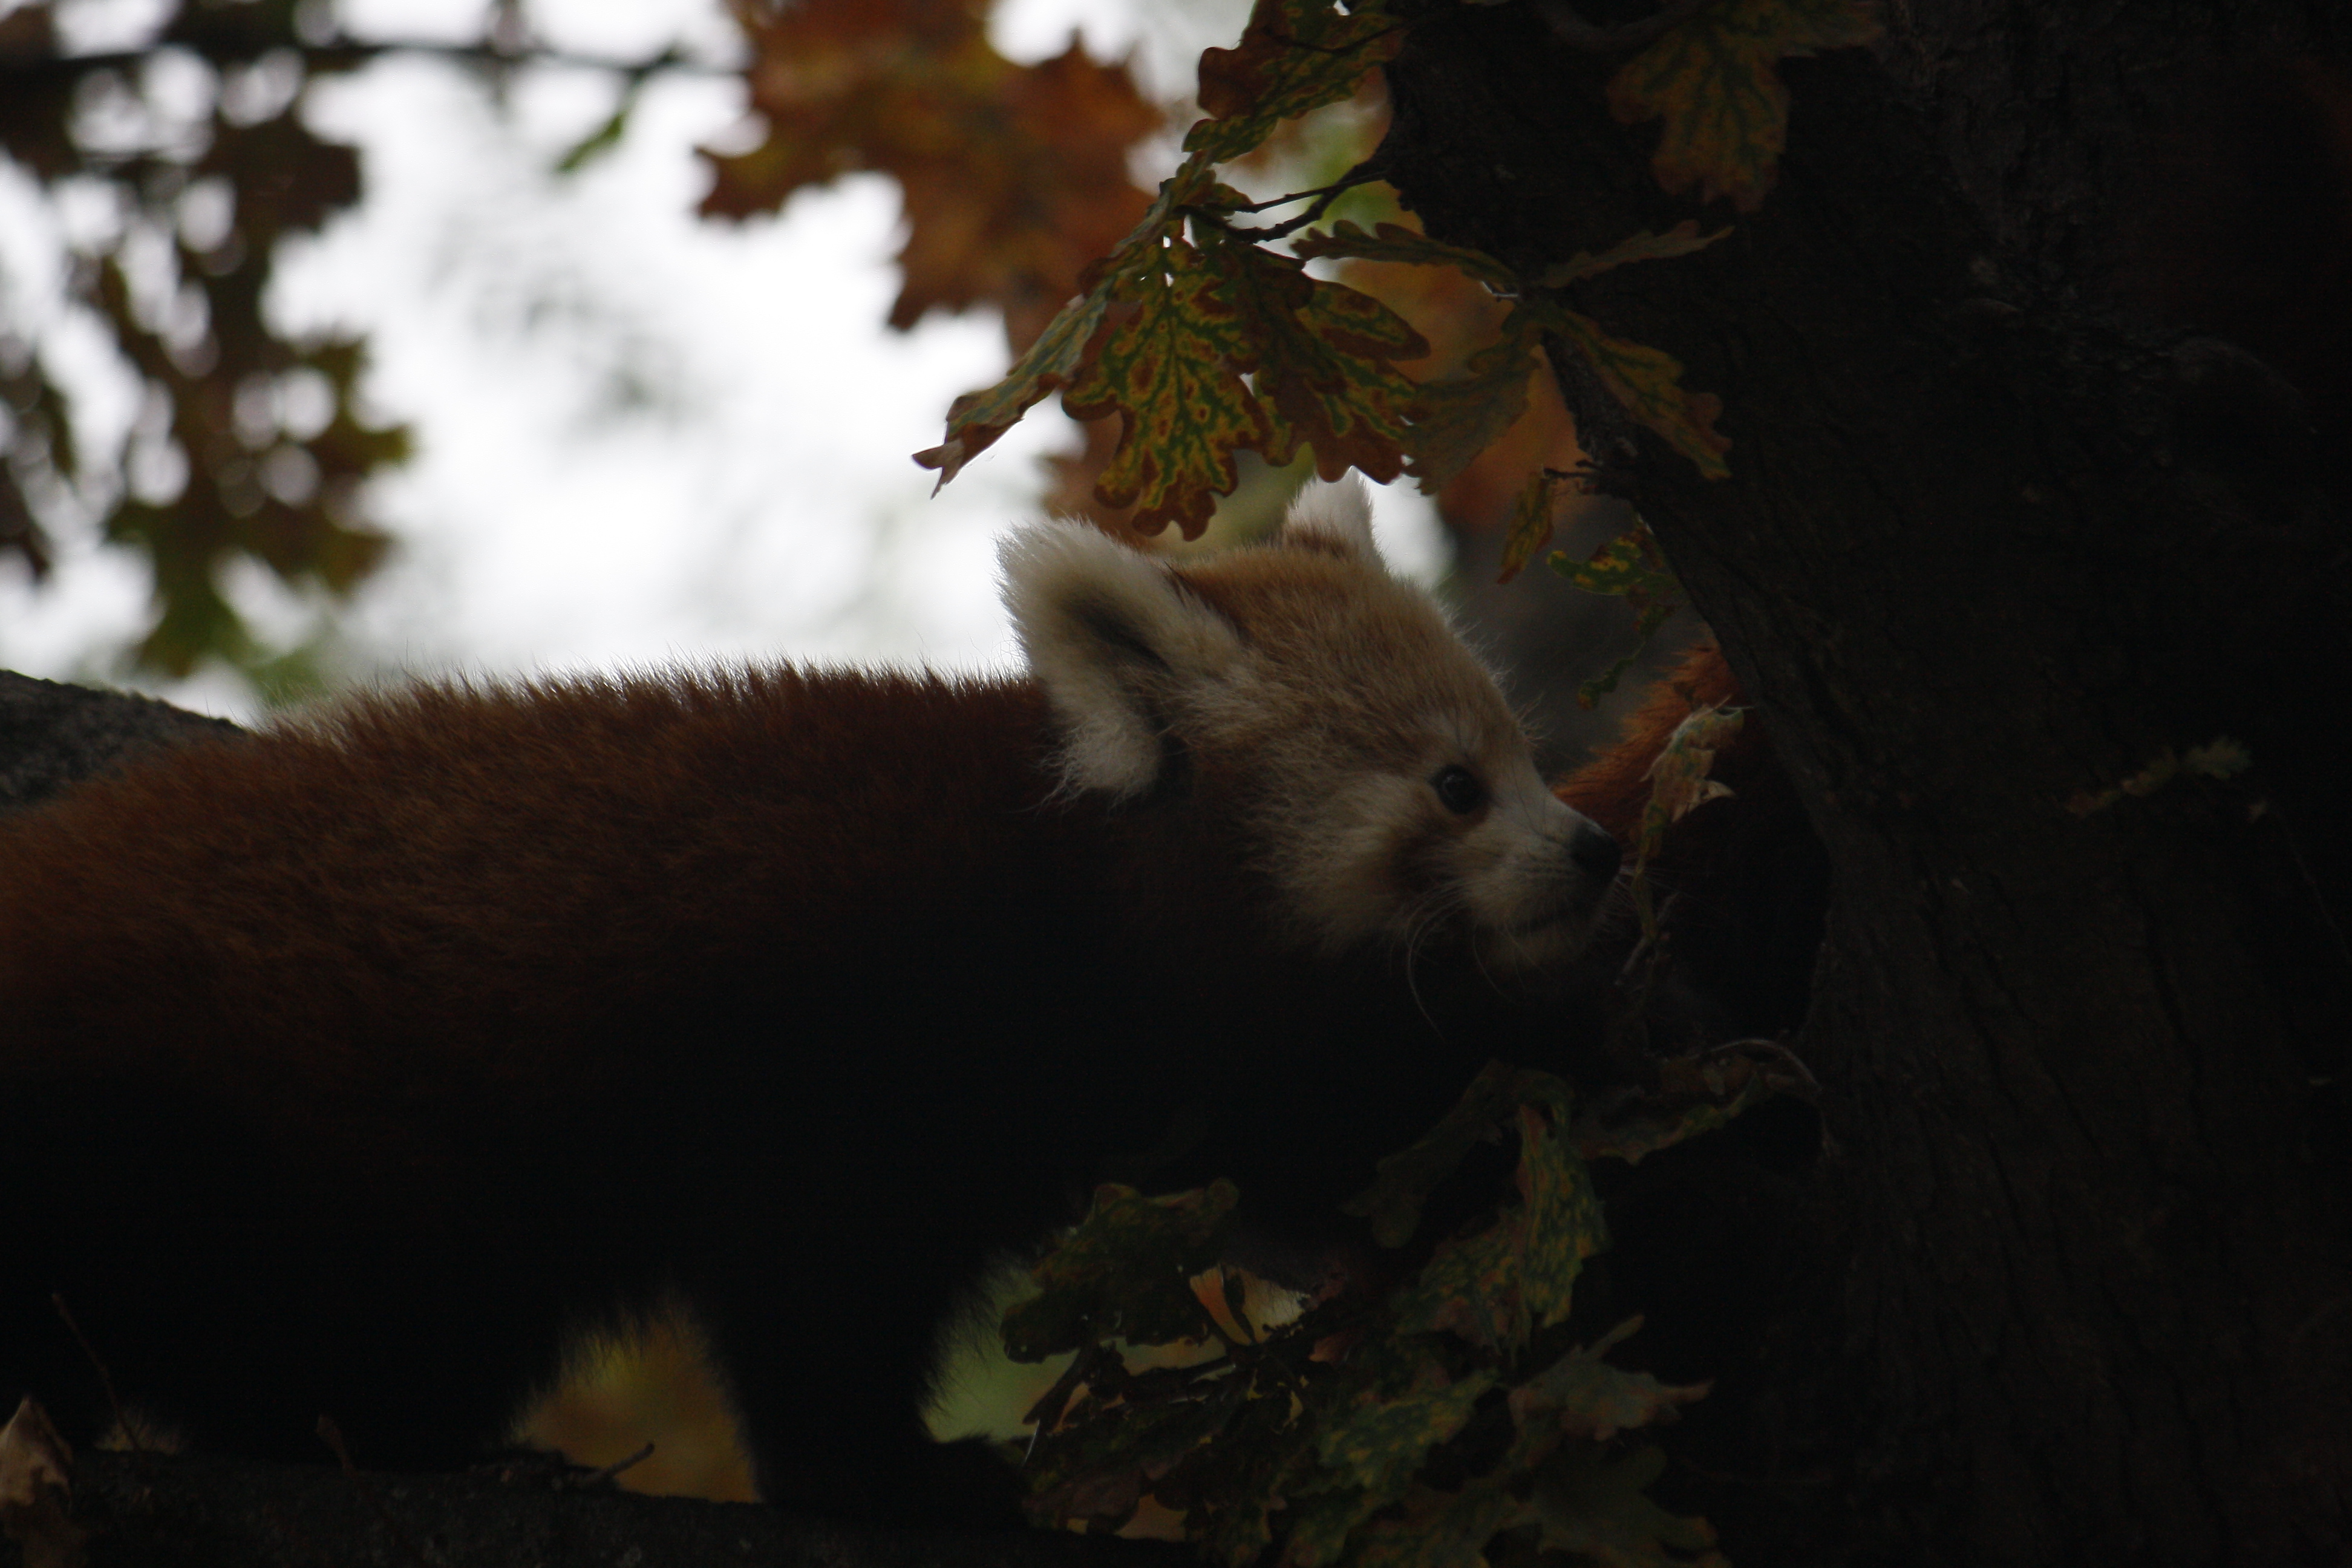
left=0, top=482, right=1620, bottom=1524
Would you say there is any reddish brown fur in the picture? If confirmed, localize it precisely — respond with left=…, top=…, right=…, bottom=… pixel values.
left=1555, top=645, right=1827, bottom=1045
left=0, top=595, right=1587, bottom=1522
left=1554, top=642, right=1748, bottom=841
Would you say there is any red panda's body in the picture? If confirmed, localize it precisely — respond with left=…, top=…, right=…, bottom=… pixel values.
left=0, top=485, right=1619, bottom=1523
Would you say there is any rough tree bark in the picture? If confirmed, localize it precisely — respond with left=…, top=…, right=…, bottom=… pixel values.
left=1380, top=2, right=2350, bottom=1564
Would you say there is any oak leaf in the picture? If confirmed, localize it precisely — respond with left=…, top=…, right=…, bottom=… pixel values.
left=1189, top=0, right=1406, bottom=165
left=1062, top=237, right=1275, bottom=537
left=1607, top=0, right=1884, bottom=211
left=705, top=0, right=1155, bottom=345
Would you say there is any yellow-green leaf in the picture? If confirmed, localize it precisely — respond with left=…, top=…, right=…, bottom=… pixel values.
left=1515, top=1105, right=1607, bottom=1330
left=913, top=286, right=1114, bottom=485
left=1064, top=237, right=1275, bottom=535
left=1314, top=1370, right=1497, bottom=1496
left=1548, top=516, right=1686, bottom=707
left=1497, top=466, right=1561, bottom=584
left=1394, top=1212, right=1534, bottom=1352
left=1607, top=0, right=1884, bottom=211
left=1187, top=0, right=1405, bottom=165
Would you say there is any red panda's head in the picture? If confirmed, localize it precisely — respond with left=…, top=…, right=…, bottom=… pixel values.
left=1001, top=480, right=1619, bottom=976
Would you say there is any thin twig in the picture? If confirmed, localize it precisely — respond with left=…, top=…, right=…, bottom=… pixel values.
left=575, top=1441, right=656, bottom=1489
left=1221, top=165, right=1388, bottom=241
left=50, top=1292, right=143, bottom=1455
left=316, top=1416, right=434, bottom=1568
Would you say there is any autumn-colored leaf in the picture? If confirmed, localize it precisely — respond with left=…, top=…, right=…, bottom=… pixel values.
left=1280, top=1485, right=1386, bottom=1568
left=914, top=286, right=1113, bottom=486
left=1572, top=1041, right=1802, bottom=1165
left=1536, top=220, right=1733, bottom=287
left=1298, top=221, right=1728, bottom=485
left=1406, top=315, right=1541, bottom=496
left=1203, top=234, right=1425, bottom=484
left=1062, top=237, right=1275, bottom=536
left=1352, top=1481, right=1527, bottom=1568
left=1188, top=0, right=1406, bottom=165
left=706, top=0, right=1156, bottom=346
left=2065, top=736, right=2255, bottom=816
left=1607, top=0, right=1884, bottom=211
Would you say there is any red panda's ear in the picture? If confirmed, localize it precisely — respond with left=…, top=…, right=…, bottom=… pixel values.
left=1000, top=521, right=1244, bottom=799
left=1278, top=477, right=1382, bottom=562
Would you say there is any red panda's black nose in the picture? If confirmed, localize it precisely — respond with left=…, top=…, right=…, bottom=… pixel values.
left=1569, top=824, right=1622, bottom=881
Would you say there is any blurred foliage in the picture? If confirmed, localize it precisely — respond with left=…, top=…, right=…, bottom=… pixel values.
left=0, top=0, right=406, bottom=678
left=0, top=0, right=1700, bottom=680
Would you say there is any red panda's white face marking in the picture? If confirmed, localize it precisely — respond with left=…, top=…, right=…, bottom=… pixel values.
left=1001, top=480, right=1619, bottom=975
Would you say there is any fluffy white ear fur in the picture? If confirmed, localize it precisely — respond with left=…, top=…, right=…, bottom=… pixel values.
left=1279, top=477, right=1382, bottom=562
left=999, top=520, right=1243, bottom=797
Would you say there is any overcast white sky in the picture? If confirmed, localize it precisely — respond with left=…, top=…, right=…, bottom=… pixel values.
left=0, top=0, right=1448, bottom=719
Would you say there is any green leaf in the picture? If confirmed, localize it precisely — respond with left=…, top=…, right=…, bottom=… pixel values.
left=553, top=72, right=649, bottom=174
left=1608, top=0, right=1884, bottom=211
left=1187, top=0, right=1406, bottom=165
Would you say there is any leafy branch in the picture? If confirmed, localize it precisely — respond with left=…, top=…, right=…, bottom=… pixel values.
left=1001, top=1063, right=1763, bottom=1567
left=918, top=0, right=1874, bottom=540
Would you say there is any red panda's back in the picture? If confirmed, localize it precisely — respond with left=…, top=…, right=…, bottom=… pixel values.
left=0, top=668, right=1062, bottom=1127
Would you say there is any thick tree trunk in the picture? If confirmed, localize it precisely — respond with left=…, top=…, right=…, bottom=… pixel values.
left=1380, top=3, right=2351, bottom=1563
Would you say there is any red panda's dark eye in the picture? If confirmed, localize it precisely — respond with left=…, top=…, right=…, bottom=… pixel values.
left=1431, top=765, right=1486, bottom=815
